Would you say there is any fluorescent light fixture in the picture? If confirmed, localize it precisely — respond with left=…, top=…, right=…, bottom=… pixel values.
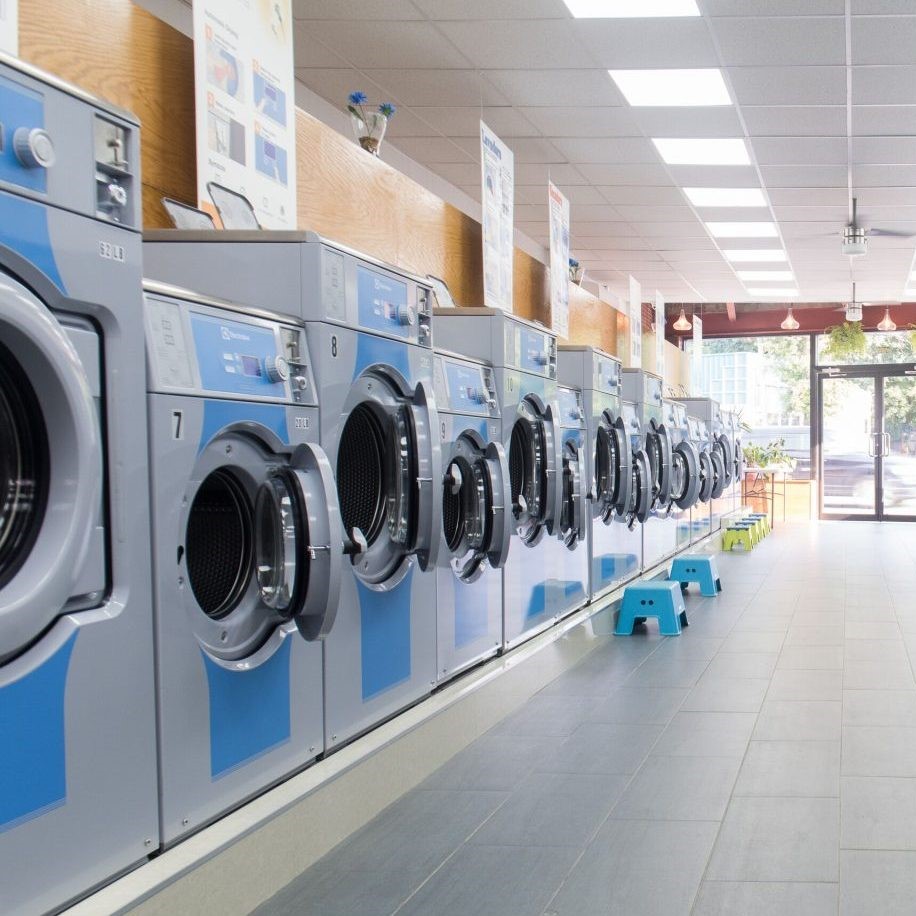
left=747, top=287, right=798, bottom=296
left=780, top=307, right=800, bottom=331
left=653, top=138, right=750, bottom=165
left=723, top=249, right=788, bottom=262
left=877, top=308, right=897, bottom=332
left=684, top=187, right=766, bottom=207
left=672, top=308, right=692, bottom=332
left=906, top=289, right=916, bottom=299
left=563, top=0, right=699, bottom=16
left=707, top=221, right=778, bottom=238
left=610, top=69, right=730, bottom=107
left=737, top=270, right=794, bottom=281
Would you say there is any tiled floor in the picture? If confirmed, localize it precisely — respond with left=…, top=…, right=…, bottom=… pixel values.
left=255, top=521, right=916, bottom=916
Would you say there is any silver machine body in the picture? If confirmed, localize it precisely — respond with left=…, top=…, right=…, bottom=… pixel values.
left=142, top=231, right=441, bottom=750
left=0, top=55, right=158, bottom=913
left=144, top=283, right=341, bottom=845
left=557, top=346, right=641, bottom=601
left=667, top=401, right=702, bottom=553
left=432, top=349, right=510, bottom=680
left=675, top=397, right=731, bottom=535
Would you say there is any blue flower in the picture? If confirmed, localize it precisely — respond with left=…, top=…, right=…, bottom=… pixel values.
left=378, top=102, right=396, bottom=118
left=569, top=257, right=579, bottom=268
left=348, top=91, right=367, bottom=105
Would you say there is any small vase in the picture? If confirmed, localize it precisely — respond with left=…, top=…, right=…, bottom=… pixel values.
left=350, top=111, right=388, bottom=156
left=569, top=266, right=583, bottom=285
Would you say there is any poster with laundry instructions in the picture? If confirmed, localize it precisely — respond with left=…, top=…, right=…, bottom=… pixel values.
left=628, top=275, right=642, bottom=369
left=193, top=0, right=297, bottom=229
left=0, top=0, right=17, bottom=55
left=548, top=181, right=570, bottom=339
left=480, top=121, right=514, bottom=313
left=655, top=291, right=666, bottom=382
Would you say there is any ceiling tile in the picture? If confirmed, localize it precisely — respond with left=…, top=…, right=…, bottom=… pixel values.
left=760, top=165, right=849, bottom=188
left=742, top=106, right=847, bottom=137
left=384, top=107, right=461, bottom=138
left=729, top=67, right=846, bottom=105
left=628, top=107, right=744, bottom=139
left=852, top=137, right=916, bottom=164
left=614, top=205, right=697, bottom=222
left=518, top=106, right=638, bottom=138
left=853, top=106, right=916, bottom=136
left=452, top=136, right=566, bottom=163
left=429, top=162, right=482, bottom=185
left=390, top=136, right=475, bottom=163
left=852, top=0, right=916, bottom=10
left=362, top=69, right=509, bottom=106
left=567, top=204, right=627, bottom=221
left=855, top=188, right=916, bottom=207
left=705, top=0, right=843, bottom=12
left=305, top=20, right=472, bottom=68
left=571, top=19, right=718, bottom=68
left=854, top=164, right=916, bottom=186
left=577, top=163, right=673, bottom=185
left=853, top=67, right=916, bottom=105
left=552, top=137, right=659, bottom=164
left=515, top=163, right=588, bottom=185
left=712, top=17, right=845, bottom=66
left=751, top=137, right=847, bottom=166
left=292, top=0, right=423, bottom=18
left=627, top=222, right=707, bottom=239
left=767, top=187, right=848, bottom=206
left=572, top=236, right=652, bottom=250
left=484, top=70, right=622, bottom=108
left=852, top=15, right=916, bottom=64
left=402, top=107, right=539, bottom=137
left=772, top=206, right=850, bottom=223
left=665, top=165, right=760, bottom=188
left=437, top=20, right=583, bottom=68
left=293, top=27, right=351, bottom=67
left=411, top=0, right=564, bottom=16
left=598, top=186, right=683, bottom=205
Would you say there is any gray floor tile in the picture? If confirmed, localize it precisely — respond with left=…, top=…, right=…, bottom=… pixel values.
left=704, top=652, right=778, bottom=680
left=706, top=796, right=839, bottom=882
left=843, top=689, right=916, bottom=727
left=754, top=700, right=841, bottom=741
left=794, top=610, right=845, bottom=627
left=778, top=645, right=844, bottom=670
left=843, top=658, right=915, bottom=690
left=423, top=735, right=564, bottom=792
left=611, top=754, right=741, bottom=822
left=650, top=635, right=724, bottom=662
left=682, top=675, right=770, bottom=713
left=692, top=880, right=838, bottom=916
left=730, top=614, right=792, bottom=634
left=469, top=771, right=626, bottom=849
left=768, top=668, right=843, bottom=701
left=720, top=631, right=786, bottom=654
left=624, top=653, right=713, bottom=688
left=397, top=843, right=580, bottom=916
left=844, top=639, right=910, bottom=664
left=840, top=850, right=916, bottom=916
left=548, top=819, right=719, bottom=916
left=653, top=711, right=756, bottom=758
left=491, top=694, right=595, bottom=738
left=585, top=686, right=689, bottom=725
left=841, top=776, right=916, bottom=850
left=734, top=740, right=840, bottom=797
left=538, top=722, right=663, bottom=776
left=784, top=624, right=845, bottom=647
left=845, top=620, right=901, bottom=640
left=845, top=604, right=898, bottom=622
left=842, top=726, right=916, bottom=777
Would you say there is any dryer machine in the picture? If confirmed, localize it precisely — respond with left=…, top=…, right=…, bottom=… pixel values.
left=622, top=369, right=674, bottom=570
left=432, top=308, right=564, bottom=649
left=619, top=400, right=653, bottom=573
left=0, top=56, right=158, bottom=913
left=686, top=416, right=717, bottom=544
left=433, top=349, right=510, bottom=681
left=145, top=283, right=341, bottom=845
left=553, top=384, right=588, bottom=618
left=668, top=402, right=702, bottom=553
left=676, top=398, right=729, bottom=534
left=142, top=233, right=443, bottom=749
left=728, top=410, right=746, bottom=514
left=557, top=346, right=639, bottom=601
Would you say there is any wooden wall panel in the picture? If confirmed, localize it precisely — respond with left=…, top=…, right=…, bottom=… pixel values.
left=565, top=284, right=619, bottom=357
left=19, top=0, right=196, bottom=230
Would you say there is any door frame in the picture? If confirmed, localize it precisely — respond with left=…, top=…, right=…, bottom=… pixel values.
left=815, top=362, right=916, bottom=522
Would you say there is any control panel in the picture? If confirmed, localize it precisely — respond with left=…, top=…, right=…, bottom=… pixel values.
left=644, top=373, right=663, bottom=407
left=558, top=386, right=585, bottom=428
left=621, top=402, right=642, bottom=453
left=145, top=293, right=315, bottom=404
left=514, top=323, right=557, bottom=378
left=594, top=353, right=621, bottom=395
left=0, top=60, right=139, bottom=227
left=433, top=353, right=498, bottom=416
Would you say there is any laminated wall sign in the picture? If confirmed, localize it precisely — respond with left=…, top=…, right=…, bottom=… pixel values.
left=655, top=291, right=666, bottom=382
left=548, top=181, right=570, bottom=338
left=480, top=121, right=514, bottom=312
left=628, top=276, right=642, bottom=369
left=193, top=0, right=297, bottom=229
left=0, top=0, right=18, bottom=55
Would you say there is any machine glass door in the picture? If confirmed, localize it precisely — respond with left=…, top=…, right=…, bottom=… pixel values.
left=709, top=447, right=727, bottom=498
left=713, top=433, right=732, bottom=488
left=646, top=419, right=672, bottom=510
left=671, top=439, right=701, bottom=510
left=254, top=443, right=342, bottom=640
left=596, top=410, right=631, bottom=521
left=697, top=450, right=715, bottom=503
left=508, top=395, right=556, bottom=544
left=559, top=440, right=584, bottom=548
left=628, top=450, right=652, bottom=527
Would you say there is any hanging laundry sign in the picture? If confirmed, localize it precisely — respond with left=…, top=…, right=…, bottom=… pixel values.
left=548, top=181, right=570, bottom=339
left=480, top=121, right=514, bottom=312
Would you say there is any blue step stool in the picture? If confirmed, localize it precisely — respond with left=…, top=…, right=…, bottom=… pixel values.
left=669, top=555, right=722, bottom=598
left=616, top=580, right=689, bottom=636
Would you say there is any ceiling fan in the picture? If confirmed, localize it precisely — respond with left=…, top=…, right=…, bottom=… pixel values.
left=833, top=282, right=886, bottom=322
left=840, top=197, right=916, bottom=256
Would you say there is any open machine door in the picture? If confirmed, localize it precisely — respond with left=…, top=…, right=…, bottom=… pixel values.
left=671, top=439, right=702, bottom=511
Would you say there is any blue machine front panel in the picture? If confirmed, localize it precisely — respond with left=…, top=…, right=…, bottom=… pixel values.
left=558, top=388, right=581, bottom=427
left=202, top=638, right=292, bottom=779
left=518, top=326, right=550, bottom=374
left=0, top=632, right=77, bottom=832
left=0, top=191, right=64, bottom=291
left=357, top=265, right=410, bottom=338
left=597, top=358, right=620, bottom=395
left=198, top=400, right=289, bottom=453
left=445, top=362, right=487, bottom=416
left=358, top=567, right=413, bottom=700
left=190, top=312, right=286, bottom=398
left=453, top=575, right=489, bottom=648
left=354, top=331, right=411, bottom=381
left=0, top=76, right=47, bottom=194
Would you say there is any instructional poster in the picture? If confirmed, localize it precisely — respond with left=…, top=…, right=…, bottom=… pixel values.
left=480, top=121, right=514, bottom=312
left=0, top=0, right=18, bottom=56
left=628, top=275, right=642, bottom=369
left=655, top=291, right=666, bottom=381
left=548, top=181, right=570, bottom=339
left=193, top=0, right=297, bottom=229
left=692, top=315, right=703, bottom=391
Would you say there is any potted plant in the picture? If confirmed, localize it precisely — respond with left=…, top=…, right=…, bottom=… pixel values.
left=568, top=257, right=583, bottom=284
left=823, top=321, right=867, bottom=360
left=743, top=438, right=796, bottom=472
left=346, top=92, right=396, bottom=156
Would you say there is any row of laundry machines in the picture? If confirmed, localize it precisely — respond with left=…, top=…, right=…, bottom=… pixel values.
left=0, top=56, right=743, bottom=914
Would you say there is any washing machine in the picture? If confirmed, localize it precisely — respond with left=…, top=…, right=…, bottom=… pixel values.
left=622, top=369, right=674, bottom=571
left=686, top=415, right=720, bottom=543
left=142, top=233, right=443, bottom=749
left=432, top=349, right=510, bottom=681
left=431, top=307, right=564, bottom=649
left=145, top=282, right=342, bottom=845
left=553, top=383, right=589, bottom=618
left=619, top=399, right=653, bottom=571
left=668, top=402, right=702, bottom=553
left=729, top=410, right=746, bottom=513
left=0, top=57, right=158, bottom=913
left=676, top=397, right=729, bottom=535
left=557, top=346, right=639, bottom=602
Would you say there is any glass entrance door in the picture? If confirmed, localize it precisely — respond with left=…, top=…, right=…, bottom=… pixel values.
left=818, top=370, right=916, bottom=521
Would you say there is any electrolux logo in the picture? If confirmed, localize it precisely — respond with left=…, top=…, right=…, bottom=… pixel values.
left=483, top=134, right=502, bottom=160
left=220, top=326, right=252, bottom=342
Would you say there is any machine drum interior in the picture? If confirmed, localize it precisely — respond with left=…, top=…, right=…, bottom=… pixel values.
left=337, top=403, right=387, bottom=546
left=0, top=342, right=49, bottom=590
left=509, top=419, right=533, bottom=514
left=595, top=426, right=618, bottom=508
left=186, top=469, right=253, bottom=619
left=442, top=461, right=465, bottom=552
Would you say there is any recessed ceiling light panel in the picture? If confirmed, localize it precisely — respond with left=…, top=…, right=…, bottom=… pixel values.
left=563, top=0, right=700, bottom=16
left=737, top=270, right=795, bottom=281
left=706, top=222, right=779, bottom=238
left=653, top=138, right=750, bottom=165
left=610, top=69, right=730, bottom=107
left=684, top=188, right=766, bottom=207
left=723, top=249, right=788, bottom=262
